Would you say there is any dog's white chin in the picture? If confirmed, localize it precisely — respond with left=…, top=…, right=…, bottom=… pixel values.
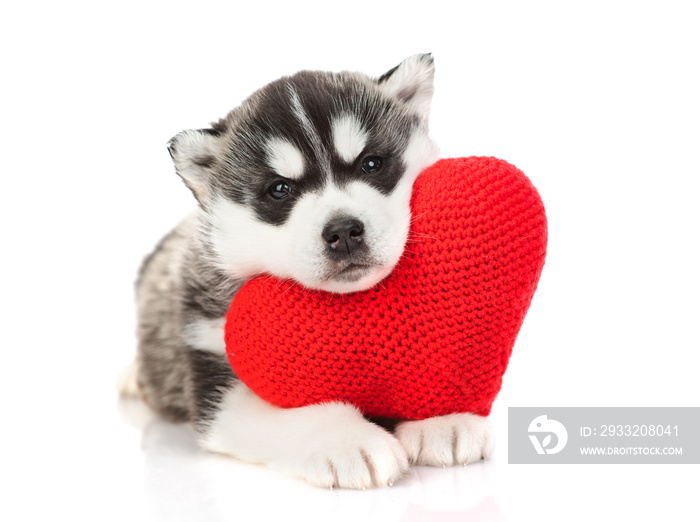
left=310, top=264, right=395, bottom=294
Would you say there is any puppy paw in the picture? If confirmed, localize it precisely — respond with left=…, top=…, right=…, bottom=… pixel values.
left=299, top=417, right=410, bottom=489
left=203, top=387, right=409, bottom=489
left=394, top=413, right=495, bottom=467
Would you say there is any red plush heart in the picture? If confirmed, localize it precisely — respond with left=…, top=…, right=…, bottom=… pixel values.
left=225, top=157, right=547, bottom=420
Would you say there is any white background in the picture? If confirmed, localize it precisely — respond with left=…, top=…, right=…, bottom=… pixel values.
left=2, top=1, right=698, bottom=521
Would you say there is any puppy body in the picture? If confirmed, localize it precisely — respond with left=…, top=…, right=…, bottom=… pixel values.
left=125, top=55, right=494, bottom=488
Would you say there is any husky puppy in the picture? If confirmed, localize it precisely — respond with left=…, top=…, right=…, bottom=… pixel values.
left=122, top=55, right=494, bottom=489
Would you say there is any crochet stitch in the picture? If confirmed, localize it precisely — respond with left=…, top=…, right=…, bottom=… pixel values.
left=225, top=157, right=547, bottom=420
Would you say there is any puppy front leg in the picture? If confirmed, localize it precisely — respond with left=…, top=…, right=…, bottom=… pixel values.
left=200, top=382, right=409, bottom=489
left=394, top=413, right=495, bottom=467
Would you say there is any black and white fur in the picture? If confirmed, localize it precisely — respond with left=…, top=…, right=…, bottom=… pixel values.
left=120, top=55, right=494, bottom=489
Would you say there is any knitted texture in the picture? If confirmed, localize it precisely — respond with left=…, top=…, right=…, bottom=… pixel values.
left=225, top=157, right=547, bottom=420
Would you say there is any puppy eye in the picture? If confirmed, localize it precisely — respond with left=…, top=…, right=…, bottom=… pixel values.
left=361, top=156, right=383, bottom=174
left=268, top=182, right=292, bottom=199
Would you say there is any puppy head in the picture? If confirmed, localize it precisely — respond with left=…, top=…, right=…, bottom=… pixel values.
left=168, top=54, right=440, bottom=293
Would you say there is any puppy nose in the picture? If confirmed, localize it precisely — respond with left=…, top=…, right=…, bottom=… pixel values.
left=322, top=218, right=365, bottom=255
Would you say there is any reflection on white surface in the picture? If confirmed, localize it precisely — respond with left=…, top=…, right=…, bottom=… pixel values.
left=119, top=398, right=504, bottom=522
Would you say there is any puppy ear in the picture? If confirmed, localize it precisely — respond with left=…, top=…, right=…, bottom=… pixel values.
left=378, top=54, right=435, bottom=122
left=167, top=128, right=222, bottom=205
